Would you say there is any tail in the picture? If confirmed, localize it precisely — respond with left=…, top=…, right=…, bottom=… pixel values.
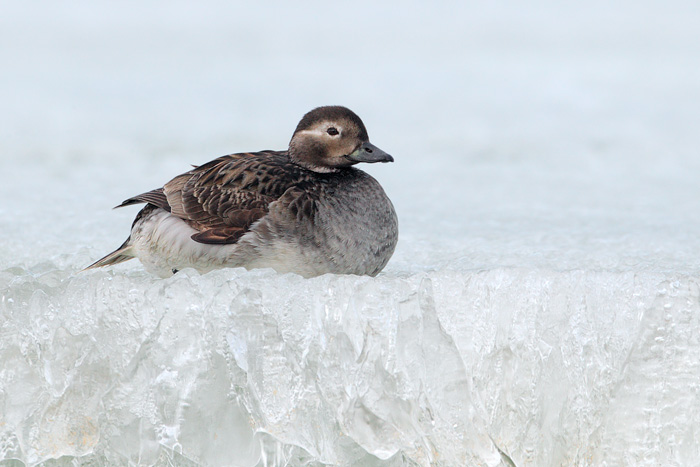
left=83, top=238, right=135, bottom=271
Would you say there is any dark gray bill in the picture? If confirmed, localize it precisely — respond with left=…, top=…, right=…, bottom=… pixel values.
left=345, top=142, right=394, bottom=163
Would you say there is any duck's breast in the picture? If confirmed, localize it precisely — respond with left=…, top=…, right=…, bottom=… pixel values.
left=237, top=169, right=398, bottom=277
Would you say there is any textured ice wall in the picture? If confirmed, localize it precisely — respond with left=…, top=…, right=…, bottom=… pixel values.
left=2, top=264, right=699, bottom=466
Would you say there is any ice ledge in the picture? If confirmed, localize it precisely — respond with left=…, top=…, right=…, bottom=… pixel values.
left=1, top=266, right=699, bottom=466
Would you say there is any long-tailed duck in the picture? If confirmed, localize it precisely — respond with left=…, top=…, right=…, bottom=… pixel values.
left=85, top=106, right=398, bottom=278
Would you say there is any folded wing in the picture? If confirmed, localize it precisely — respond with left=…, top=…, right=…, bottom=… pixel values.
left=118, top=151, right=307, bottom=245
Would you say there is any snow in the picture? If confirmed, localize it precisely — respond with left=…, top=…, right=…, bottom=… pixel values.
left=2, top=1, right=700, bottom=466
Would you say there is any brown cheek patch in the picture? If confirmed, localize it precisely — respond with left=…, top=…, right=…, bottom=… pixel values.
left=331, top=137, right=357, bottom=158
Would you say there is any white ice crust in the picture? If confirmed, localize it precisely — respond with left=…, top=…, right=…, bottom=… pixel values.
left=2, top=267, right=699, bottom=466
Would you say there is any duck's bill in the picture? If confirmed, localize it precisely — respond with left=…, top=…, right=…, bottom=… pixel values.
left=345, top=142, right=394, bottom=163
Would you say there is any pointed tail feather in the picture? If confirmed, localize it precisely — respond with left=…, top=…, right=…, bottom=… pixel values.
left=83, top=239, right=135, bottom=271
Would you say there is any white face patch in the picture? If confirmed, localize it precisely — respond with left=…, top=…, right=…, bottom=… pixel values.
left=297, top=121, right=344, bottom=138
left=296, top=129, right=325, bottom=138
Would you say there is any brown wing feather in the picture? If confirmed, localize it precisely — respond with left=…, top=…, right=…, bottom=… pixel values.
left=190, top=228, right=248, bottom=244
left=115, top=188, right=171, bottom=212
left=162, top=150, right=307, bottom=245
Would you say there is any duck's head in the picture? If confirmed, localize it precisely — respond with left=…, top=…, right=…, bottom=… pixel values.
left=288, top=106, right=393, bottom=173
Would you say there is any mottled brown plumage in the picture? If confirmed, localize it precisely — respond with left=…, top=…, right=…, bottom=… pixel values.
left=116, top=151, right=311, bottom=245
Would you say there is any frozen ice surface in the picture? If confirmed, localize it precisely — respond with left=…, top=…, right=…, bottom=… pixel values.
left=2, top=1, right=700, bottom=466
left=3, top=267, right=700, bottom=466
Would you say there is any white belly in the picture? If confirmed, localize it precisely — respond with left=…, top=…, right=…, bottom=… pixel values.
left=130, top=208, right=319, bottom=278
left=130, top=208, right=240, bottom=277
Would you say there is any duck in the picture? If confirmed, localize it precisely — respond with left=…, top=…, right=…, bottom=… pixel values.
left=85, top=106, right=398, bottom=278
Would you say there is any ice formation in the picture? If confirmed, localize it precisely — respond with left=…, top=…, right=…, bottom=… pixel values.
left=2, top=265, right=700, bottom=466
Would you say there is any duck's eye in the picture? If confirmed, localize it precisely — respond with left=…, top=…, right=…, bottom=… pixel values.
left=326, top=127, right=339, bottom=136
